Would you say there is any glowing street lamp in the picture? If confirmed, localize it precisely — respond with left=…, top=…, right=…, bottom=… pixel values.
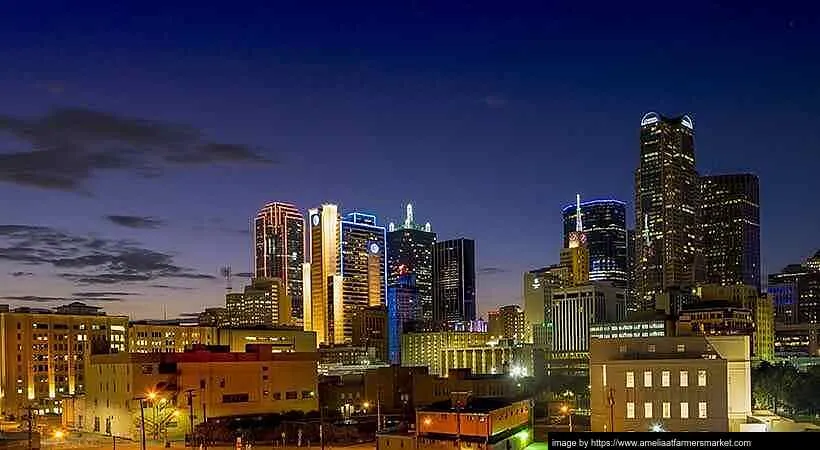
left=560, top=405, right=574, bottom=432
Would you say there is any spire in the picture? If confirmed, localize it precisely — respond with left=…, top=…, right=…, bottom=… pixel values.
left=405, top=203, right=414, bottom=228
left=575, top=194, right=583, bottom=232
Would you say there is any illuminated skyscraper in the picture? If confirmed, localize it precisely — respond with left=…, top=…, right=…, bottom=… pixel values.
left=254, top=202, right=305, bottom=320
left=338, top=212, right=387, bottom=343
left=700, top=174, right=761, bottom=290
left=635, top=112, right=703, bottom=310
left=432, top=238, right=476, bottom=323
left=559, top=194, right=590, bottom=285
left=387, top=203, right=436, bottom=322
left=307, top=204, right=340, bottom=344
left=562, top=198, right=627, bottom=284
left=306, top=207, right=387, bottom=345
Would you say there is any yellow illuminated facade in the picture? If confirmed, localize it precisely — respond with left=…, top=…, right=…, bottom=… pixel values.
left=128, top=322, right=216, bottom=353
left=307, top=204, right=340, bottom=345
left=68, top=345, right=318, bottom=440
left=0, top=304, right=127, bottom=416
left=401, top=331, right=490, bottom=376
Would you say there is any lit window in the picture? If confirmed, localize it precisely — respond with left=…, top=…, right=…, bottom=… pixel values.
left=644, top=371, right=652, bottom=387
left=648, top=344, right=656, bottom=353
left=626, top=402, right=635, bottom=419
left=626, top=371, right=634, bottom=388
left=644, top=402, right=652, bottom=419
left=680, top=370, right=689, bottom=387
left=698, top=402, right=707, bottom=419
left=677, top=344, right=685, bottom=352
left=661, top=371, right=670, bottom=387
left=698, top=370, right=707, bottom=386
left=680, top=402, right=689, bottom=419
left=662, top=402, right=671, bottom=419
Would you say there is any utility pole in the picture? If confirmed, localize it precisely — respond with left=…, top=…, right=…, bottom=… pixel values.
left=139, top=400, right=147, bottom=450
left=24, top=405, right=34, bottom=450
left=319, top=405, right=325, bottom=450
left=607, top=388, right=616, bottom=433
left=185, top=389, right=196, bottom=438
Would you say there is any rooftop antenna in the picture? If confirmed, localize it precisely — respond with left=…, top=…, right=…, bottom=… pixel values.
left=220, top=265, right=233, bottom=292
left=575, top=194, right=583, bottom=232
left=643, top=214, right=651, bottom=246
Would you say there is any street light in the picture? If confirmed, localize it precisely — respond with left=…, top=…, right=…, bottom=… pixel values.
left=560, top=405, right=574, bottom=432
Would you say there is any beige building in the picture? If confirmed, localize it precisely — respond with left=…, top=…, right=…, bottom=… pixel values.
left=307, top=204, right=340, bottom=345
left=488, top=305, right=529, bottom=343
left=216, top=328, right=317, bottom=353
left=67, top=344, right=318, bottom=440
left=696, top=284, right=775, bottom=361
left=401, top=332, right=489, bottom=376
left=0, top=303, right=128, bottom=417
left=226, top=277, right=293, bottom=327
left=589, top=335, right=751, bottom=432
left=441, top=341, right=533, bottom=377
left=128, top=321, right=217, bottom=353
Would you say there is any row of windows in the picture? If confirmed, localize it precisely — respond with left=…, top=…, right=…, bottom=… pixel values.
left=625, top=370, right=706, bottom=388
left=626, top=401, right=707, bottom=419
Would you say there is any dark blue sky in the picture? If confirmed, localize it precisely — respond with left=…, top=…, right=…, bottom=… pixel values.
left=1, top=2, right=818, bottom=318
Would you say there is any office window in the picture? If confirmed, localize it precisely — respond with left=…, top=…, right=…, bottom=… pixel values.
left=626, top=402, right=635, bottom=419
left=698, top=370, right=707, bottom=386
left=680, top=370, right=689, bottom=387
left=644, top=371, right=652, bottom=387
left=677, top=344, right=685, bottom=352
left=626, top=371, right=634, bottom=388
left=644, top=402, right=652, bottom=419
left=698, top=402, right=707, bottom=418
left=661, top=371, right=670, bottom=387
left=662, top=402, right=671, bottom=419
left=680, top=402, right=689, bottom=419
left=648, top=344, right=656, bottom=353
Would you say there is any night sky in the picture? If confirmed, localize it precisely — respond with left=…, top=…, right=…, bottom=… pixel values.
left=1, top=2, right=819, bottom=319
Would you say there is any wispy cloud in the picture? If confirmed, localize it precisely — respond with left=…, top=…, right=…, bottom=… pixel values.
left=0, top=107, right=274, bottom=192
left=105, top=215, right=165, bottom=229
left=9, top=271, right=34, bottom=277
left=0, top=224, right=216, bottom=286
left=149, top=284, right=196, bottom=291
left=2, top=294, right=124, bottom=303
left=478, top=266, right=507, bottom=275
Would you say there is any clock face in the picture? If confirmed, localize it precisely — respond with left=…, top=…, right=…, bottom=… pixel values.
left=369, top=242, right=380, bottom=254
left=311, top=214, right=320, bottom=226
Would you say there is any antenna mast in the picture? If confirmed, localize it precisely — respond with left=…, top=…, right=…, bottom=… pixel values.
left=220, top=265, right=233, bottom=292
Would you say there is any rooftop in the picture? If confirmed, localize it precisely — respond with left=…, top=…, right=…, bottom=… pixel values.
left=420, top=397, right=529, bottom=414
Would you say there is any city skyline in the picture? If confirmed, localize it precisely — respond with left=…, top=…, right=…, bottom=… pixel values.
left=2, top=3, right=820, bottom=320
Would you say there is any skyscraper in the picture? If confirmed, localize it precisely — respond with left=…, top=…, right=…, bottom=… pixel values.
left=254, top=202, right=305, bottom=320
left=339, top=212, right=388, bottom=343
left=387, top=203, right=436, bottom=322
left=306, top=208, right=387, bottom=345
left=307, top=204, right=340, bottom=344
left=634, top=112, right=702, bottom=310
left=700, top=174, right=761, bottom=290
left=562, top=198, right=628, bottom=284
left=432, top=238, right=476, bottom=324
left=559, top=194, right=590, bottom=286
left=387, top=272, right=418, bottom=364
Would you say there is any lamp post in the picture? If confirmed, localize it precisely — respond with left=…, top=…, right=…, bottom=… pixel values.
left=607, top=388, right=615, bottom=433
left=560, top=405, right=573, bottom=432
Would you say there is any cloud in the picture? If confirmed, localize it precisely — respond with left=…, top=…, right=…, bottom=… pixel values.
left=72, top=291, right=138, bottom=298
left=192, top=217, right=250, bottom=236
left=0, top=224, right=216, bottom=285
left=149, top=284, right=195, bottom=290
left=480, top=95, right=507, bottom=108
left=9, top=271, right=34, bottom=277
left=105, top=215, right=165, bottom=229
left=478, top=266, right=507, bottom=275
left=1, top=294, right=125, bottom=303
left=234, top=272, right=253, bottom=278
left=0, top=107, right=273, bottom=192
left=2, top=295, right=66, bottom=303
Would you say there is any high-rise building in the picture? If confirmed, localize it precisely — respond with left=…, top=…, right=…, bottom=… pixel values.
left=635, top=112, right=702, bottom=310
left=307, top=204, right=341, bottom=345
left=306, top=207, right=387, bottom=345
left=0, top=303, right=127, bottom=416
left=562, top=198, right=628, bottom=284
left=487, top=305, right=529, bottom=343
left=560, top=194, right=590, bottom=286
left=387, top=272, right=419, bottom=364
left=551, top=283, right=625, bottom=355
left=432, top=238, right=476, bottom=324
left=254, top=202, right=305, bottom=320
left=522, top=265, right=571, bottom=348
left=700, top=174, right=761, bottom=290
left=226, top=277, right=293, bottom=328
left=626, top=228, right=637, bottom=311
left=768, top=254, right=820, bottom=326
left=387, top=203, right=436, bottom=322
left=352, top=304, right=388, bottom=363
